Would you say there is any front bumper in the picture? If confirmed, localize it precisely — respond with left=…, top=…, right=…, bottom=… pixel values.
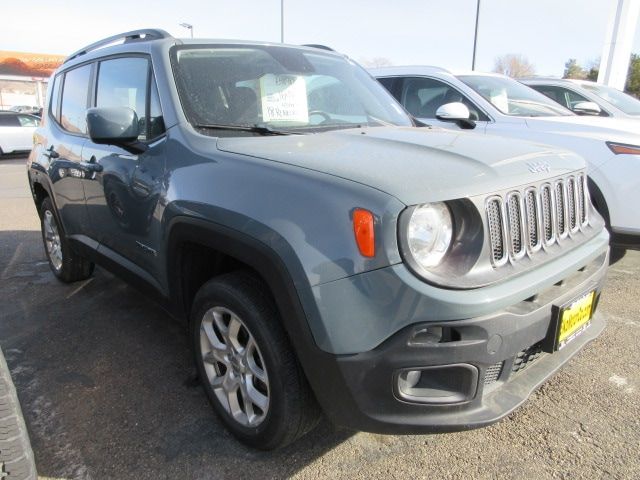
left=310, top=248, right=608, bottom=434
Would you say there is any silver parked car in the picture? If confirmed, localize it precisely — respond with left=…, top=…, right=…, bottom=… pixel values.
left=371, top=66, right=640, bottom=250
left=0, top=112, right=40, bottom=156
left=522, top=78, right=640, bottom=119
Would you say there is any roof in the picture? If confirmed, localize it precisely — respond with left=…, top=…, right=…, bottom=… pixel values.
left=520, top=77, right=598, bottom=86
left=61, top=29, right=345, bottom=72
left=368, top=65, right=509, bottom=79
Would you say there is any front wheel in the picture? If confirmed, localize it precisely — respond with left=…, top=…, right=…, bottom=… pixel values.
left=191, top=272, right=320, bottom=450
left=39, top=197, right=94, bottom=283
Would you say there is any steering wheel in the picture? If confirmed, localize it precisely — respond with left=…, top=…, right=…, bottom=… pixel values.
left=308, top=110, right=332, bottom=123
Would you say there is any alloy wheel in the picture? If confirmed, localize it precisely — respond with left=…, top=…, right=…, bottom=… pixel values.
left=199, top=306, right=270, bottom=427
left=43, top=210, right=63, bottom=271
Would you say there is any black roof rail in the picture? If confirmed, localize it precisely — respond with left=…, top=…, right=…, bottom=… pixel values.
left=65, top=29, right=173, bottom=64
left=301, top=44, right=335, bottom=52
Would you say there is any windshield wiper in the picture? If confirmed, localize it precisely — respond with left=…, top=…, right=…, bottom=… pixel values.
left=193, top=123, right=300, bottom=135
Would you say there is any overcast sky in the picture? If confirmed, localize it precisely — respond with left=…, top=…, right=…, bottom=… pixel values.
left=2, top=0, right=639, bottom=76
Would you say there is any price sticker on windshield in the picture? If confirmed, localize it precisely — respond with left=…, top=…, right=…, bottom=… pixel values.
left=259, top=74, right=309, bottom=123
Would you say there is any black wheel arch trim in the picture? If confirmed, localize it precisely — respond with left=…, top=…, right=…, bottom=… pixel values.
left=165, top=216, right=359, bottom=420
left=27, top=164, right=57, bottom=212
left=587, top=176, right=610, bottom=227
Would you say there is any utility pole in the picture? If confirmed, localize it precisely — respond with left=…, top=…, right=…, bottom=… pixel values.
left=598, top=0, right=640, bottom=89
left=179, top=23, right=194, bottom=38
left=472, top=0, right=481, bottom=70
left=281, top=0, right=285, bottom=43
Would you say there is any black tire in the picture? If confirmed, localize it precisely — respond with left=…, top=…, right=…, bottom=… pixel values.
left=0, top=348, right=37, bottom=480
left=191, top=271, right=320, bottom=450
left=39, top=197, right=94, bottom=283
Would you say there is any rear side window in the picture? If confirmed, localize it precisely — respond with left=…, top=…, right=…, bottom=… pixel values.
left=377, top=77, right=397, bottom=92
left=96, top=57, right=165, bottom=141
left=17, top=115, right=39, bottom=127
left=0, top=115, right=20, bottom=127
left=61, top=64, right=92, bottom=134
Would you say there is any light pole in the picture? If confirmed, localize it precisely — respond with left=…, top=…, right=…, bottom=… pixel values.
left=471, top=0, right=480, bottom=70
left=179, top=22, right=194, bottom=38
left=280, top=0, right=284, bottom=43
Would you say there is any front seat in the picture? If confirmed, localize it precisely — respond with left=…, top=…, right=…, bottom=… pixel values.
left=402, top=81, right=423, bottom=117
left=231, top=87, right=259, bottom=124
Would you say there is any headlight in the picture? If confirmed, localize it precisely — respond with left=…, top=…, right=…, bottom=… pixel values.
left=406, top=202, right=453, bottom=268
left=606, top=141, right=640, bottom=155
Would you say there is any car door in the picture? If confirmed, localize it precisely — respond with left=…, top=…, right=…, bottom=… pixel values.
left=40, top=65, right=93, bottom=236
left=0, top=114, right=22, bottom=152
left=15, top=114, right=39, bottom=150
left=394, top=76, right=490, bottom=132
left=81, top=55, right=166, bottom=277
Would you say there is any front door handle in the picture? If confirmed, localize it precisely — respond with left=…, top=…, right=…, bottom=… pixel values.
left=80, top=157, right=103, bottom=173
left=43, top=145, right=59, bottom=159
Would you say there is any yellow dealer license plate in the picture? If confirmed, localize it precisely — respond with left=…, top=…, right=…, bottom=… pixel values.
left=556, top=291, right=596, bottom=350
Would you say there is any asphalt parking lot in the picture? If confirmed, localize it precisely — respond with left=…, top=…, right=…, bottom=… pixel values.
left=1, top=155, right=639, bottom=480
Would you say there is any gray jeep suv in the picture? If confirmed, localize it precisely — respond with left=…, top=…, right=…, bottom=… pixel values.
left=27, top=29, right=609, bottom=449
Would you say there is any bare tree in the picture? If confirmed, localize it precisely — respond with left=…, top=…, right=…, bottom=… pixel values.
left=493, top=54, right=535, bottom=78
left=359, top=57, right=393, bottom=68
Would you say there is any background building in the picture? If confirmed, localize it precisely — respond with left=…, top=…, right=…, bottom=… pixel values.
left=0, top=51, right=64, bottom=110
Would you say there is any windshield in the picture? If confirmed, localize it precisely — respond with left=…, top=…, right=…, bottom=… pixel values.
left=580, top=83, right=640, bottom=116
left=458, top=75, right=573, bottom=117
left=170, top=45, right=412, bottom=135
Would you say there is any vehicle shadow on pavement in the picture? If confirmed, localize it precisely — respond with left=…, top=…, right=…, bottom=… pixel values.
left=0, top=230, right=353, bottom=480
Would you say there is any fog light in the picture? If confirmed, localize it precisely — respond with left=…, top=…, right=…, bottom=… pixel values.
left=395, top=364, right=478, bottom=404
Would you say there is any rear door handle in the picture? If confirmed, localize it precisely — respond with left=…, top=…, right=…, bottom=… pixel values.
left=43, top=145, right=59, bottom=159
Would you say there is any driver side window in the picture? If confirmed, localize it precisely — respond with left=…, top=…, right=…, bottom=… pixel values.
left=398, top=77, right=488, bottom=121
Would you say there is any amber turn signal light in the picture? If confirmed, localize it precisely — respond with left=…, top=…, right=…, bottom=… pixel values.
left=353, top=208, right=375, bottom=257
left=606, top=141, right=640, bottom=155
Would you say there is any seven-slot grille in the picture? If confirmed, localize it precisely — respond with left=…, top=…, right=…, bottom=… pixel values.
left=486, top=173, right=589, bottom=266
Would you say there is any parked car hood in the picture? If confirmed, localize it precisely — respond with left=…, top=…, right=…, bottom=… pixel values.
left=524, top=115, right=640, bottom=143
left=217, top=126, right=584, bottom=205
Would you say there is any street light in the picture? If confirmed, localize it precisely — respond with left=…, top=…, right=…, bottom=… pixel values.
left=280, top=0, right=284, bottom=43
left=471, top=0, right=480, bottom=70
left=179, top=22, right=194, bottom=38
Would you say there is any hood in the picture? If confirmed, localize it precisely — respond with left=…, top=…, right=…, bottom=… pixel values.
left=217, top=126, right=585, bottom=205
left=525, top=115, right=640, bottom=143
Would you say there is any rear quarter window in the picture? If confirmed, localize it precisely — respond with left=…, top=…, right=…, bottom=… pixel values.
left=49, top=74, right=62, bottom=122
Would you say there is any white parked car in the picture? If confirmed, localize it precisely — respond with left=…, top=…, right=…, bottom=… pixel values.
left=370, top=66, right=640, bottom=250
left=0, top=111, right=39, bottom=155
left=522, top=78, right=640, bottom=119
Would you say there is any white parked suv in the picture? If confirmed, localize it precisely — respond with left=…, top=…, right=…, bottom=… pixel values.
left=0, top=111, right=40, bottom=156
left=522, top=78, right=640, bottom=119
left=371, top=67, right=640, bottom=250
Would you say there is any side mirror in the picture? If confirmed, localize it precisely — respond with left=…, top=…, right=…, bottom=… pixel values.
left=86, top=107, right=147, bottom=154
left=572, top=101, right=601, bottom=116
left=435, top=102, right=476, bottom=129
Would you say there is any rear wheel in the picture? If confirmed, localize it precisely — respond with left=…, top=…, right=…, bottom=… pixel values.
left=191, top=271, right=320, bottom=450
left=39, top=197, right=94, bottom=282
